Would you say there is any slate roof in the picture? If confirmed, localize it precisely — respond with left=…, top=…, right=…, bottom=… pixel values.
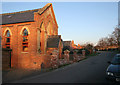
left=47, top=35, right=61, bottom=48
left=1, top=3, right=52, bottom=25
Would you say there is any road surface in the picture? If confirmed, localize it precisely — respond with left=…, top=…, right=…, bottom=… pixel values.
left=13, top=51, right=118, bottom=83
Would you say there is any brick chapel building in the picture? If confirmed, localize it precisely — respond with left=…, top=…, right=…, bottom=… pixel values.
left=0, top=3, right=63, bottom=69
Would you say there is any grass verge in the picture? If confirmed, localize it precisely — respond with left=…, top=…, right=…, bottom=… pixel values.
left=86, top=52, right=100, bottom=57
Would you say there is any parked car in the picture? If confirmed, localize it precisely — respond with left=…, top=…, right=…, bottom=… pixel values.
left=106, top=54, right=120, bottom=82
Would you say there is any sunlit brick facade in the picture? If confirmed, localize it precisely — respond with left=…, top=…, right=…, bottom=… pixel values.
left=1, top=3, right=61, bottom=69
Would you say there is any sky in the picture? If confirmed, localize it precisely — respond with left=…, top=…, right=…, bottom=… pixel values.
left=1, top=2, right=118, bottom=45
left=118, top=1, right=120, bottom=28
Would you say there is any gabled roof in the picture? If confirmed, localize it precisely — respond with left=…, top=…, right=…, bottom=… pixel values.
left=1, top=9, right=38, bottom=25
left=1, top=3, right=52, bottom=25
left=47, top=35, right=61, bottom=48
left=63, top=41, right=72, bottom=46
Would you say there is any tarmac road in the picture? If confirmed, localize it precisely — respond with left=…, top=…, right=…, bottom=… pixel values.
left=13, top=51, right=118, bottom=83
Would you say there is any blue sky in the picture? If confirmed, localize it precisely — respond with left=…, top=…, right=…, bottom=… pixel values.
left=2, top=2, right=118, bottom=45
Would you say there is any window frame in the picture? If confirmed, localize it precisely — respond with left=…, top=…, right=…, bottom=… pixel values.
left=22, top=29, right=29, bottom=52
left=5, top=30, right=11, bottom=48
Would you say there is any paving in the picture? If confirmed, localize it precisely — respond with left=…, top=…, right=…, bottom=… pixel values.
left=2, top=68, right=48, bottom=83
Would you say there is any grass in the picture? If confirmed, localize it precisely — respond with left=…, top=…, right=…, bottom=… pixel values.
left=86, top=52, right=100, bottom=57
left=109, top=50, right=119, bottom=53
left=58, top=63, right=70, bottom=68
left=100, top=50, right=119, bottom=53
left=49, top=63, right=70, bottom=71
left=47, top=68, right=54, bottom=71
left=77, top=57, right=87, bottom=62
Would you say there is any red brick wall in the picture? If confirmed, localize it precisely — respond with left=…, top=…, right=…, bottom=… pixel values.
left=1, top=5, right=58, bottom=69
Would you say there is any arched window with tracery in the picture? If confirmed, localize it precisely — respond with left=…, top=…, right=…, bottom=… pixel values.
left=22, top=29, right=28, bottom=52
left=5, top=30, right=11, bottom=48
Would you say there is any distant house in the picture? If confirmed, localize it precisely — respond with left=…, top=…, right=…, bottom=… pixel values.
left=71, top=40, right=83, bottom=49
left=47, top=35, right=63, bottom=58
left=63, top=41, right=73, bottom=51
left=1, top=3, right=62, bottom=69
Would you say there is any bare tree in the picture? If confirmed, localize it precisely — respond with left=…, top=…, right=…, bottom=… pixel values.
left=96, top=26, right=120, bottom=51
left=112, top=27, right=120, bottom=45
left=112, top=27, right=120, bottom=52
left=107, top=34, right=116, bottom=46
left=85, top=43, right=94, bottom=54
left=97, top=38, right=106, bottom=49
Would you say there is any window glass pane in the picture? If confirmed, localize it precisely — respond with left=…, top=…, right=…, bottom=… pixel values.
left=6, top=30, right=10, bottom=37
left=23, top=37, right=28, bottom=42
left=117, top=55, right=120, bottom=57
left=23, top=29, right=28, bottom=36
left=6, top=38, right=10, bottom=42
left=22, top=29, right=28, bottom=51
left=22, top=43, right=28, bottom=45
left=23, top=46, right=28, bottom=51
left=111, top=57, right=120, bottom=64
left=6, top=46, right=10, bottom=48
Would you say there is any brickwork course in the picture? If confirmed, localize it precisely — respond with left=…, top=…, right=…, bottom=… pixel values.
left=1, top=3, right=63, bottom=69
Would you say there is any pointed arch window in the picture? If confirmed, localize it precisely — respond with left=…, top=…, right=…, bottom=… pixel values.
left=5, top=30, right=11, bottom=48
left=22, top=29, right=28, bottom=52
